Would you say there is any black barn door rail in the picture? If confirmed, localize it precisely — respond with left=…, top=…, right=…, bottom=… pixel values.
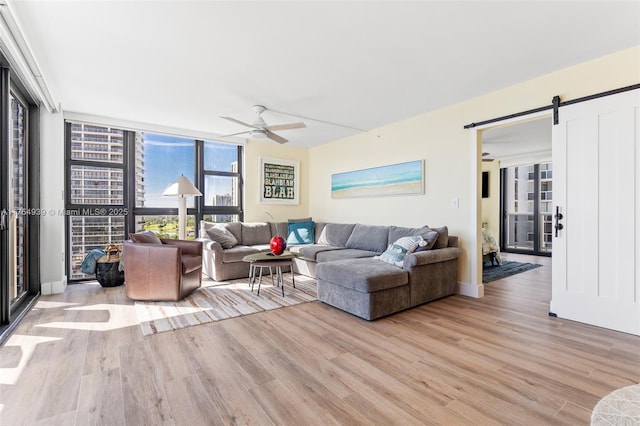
left=464, top=83, right=640, bottom=129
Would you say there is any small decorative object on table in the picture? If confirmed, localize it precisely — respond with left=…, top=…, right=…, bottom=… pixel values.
left=269, top=236, right=287, bottom=256
left=96, top=244, right=125, bottom=287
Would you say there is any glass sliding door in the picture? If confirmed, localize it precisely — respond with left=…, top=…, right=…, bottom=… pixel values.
left=502, top=162, right=552, bottom=256
left=538, top=163, right=553, bottom=253
left=8, top=93, right=27, bottom=306
left=0, top=64, right=40, bottom=342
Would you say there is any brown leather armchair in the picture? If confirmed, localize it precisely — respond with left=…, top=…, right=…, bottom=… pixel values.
left=123, top=236, right=203, bottom=301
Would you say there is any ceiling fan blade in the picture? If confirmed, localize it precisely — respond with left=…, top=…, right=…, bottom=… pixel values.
left=218, top=130, right=250, bottom=138
left=264, top=122, right=306, bottom=132
left=265, top=130, right=288, bottom=144
left=220, top=116, right=255, bottom=128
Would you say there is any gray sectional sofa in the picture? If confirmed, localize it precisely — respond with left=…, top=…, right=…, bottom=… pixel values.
left=199, top=220, right=462, bottom=320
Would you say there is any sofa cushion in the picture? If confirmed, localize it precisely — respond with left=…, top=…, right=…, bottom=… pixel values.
left=241, top=222, right=271, bottom=246
left=287, top=221, right=315, bottom=245
left=222, top=245, right=261, bottom=263
left=270, top=222, right=288, bottom=238
left=290, top=244, right=346, bottom=261
left=316, top=258, right=408, bottom=293
left=288, top=217, right=312, bottom=223
left=129, top=231, right=162, bottom=244
left=181, top=255, right=203, bottom=274
left=314, top=222, right=326, bottom=243
left=345, top=224, right=389, bottom=252
left=316, top=248, right=380, bottom=263
left=213, top=221, right=241, bottom=243
left=375, top=236, right=424, bottom=267
left=317, top=223, right=356, bottom=246
left=206, top=226, right=238, bottom=249
left=427, top=226, right=449, bottom=249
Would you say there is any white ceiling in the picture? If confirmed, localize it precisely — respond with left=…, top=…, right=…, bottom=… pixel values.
left=481, top=116, right=552, bottom=162
left=7, top=1, right=640, bottom=148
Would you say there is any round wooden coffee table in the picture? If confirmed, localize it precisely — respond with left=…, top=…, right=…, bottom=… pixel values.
left=242, top=252, right=300, bottom=296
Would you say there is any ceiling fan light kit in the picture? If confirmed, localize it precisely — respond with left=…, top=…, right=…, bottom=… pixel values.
left=249, top=129, right=267, bottom=139
left=220, top=105, right=306, bottom=144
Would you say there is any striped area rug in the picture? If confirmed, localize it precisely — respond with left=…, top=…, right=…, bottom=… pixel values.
left=135, top=274, right=317, bottom=336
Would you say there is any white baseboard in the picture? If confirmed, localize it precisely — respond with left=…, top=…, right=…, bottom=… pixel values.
left=41, top=280, right=67, bottom=295
left=457, top=281, right=484, bottom=298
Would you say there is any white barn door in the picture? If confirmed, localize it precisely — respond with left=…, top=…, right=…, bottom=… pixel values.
left=551, top=89, right=640, bottom=336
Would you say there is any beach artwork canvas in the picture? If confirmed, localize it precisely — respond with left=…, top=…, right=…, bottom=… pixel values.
left=331, top=160, right=424, bottom=198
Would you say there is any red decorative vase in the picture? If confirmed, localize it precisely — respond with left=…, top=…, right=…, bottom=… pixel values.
left=270, top=236, right=287, bottom=255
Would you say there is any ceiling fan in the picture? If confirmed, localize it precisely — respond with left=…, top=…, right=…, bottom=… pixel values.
left=220, top=105, right=306, bottom=144
left=482, top=152, right=495, bottom=162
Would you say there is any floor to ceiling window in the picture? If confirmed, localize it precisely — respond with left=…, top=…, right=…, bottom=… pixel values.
left=0, top=65, right=41, bottom=342
left=502, top=162, right=552, bottom=255
left=66, top=122, right=127, bottom=280
left=65, top=121, right=243, bottom=281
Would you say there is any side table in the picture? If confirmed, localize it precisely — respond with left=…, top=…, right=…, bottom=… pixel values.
left=242, top=252, right=300, bottom=296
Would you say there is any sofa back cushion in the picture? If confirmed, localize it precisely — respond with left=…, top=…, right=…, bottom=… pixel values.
left=317, top=223, right=356, bottom=247
left=345, top=224, right=389, bottom=253
left=388, top=226, right=438, bottom=250
left=221, top=222, right=242, bottom=243
left=271, top=222, right=288, bottom=238
left=241, top=222, right=272, bottom=246
left=427, top=225, right=449, bottom=249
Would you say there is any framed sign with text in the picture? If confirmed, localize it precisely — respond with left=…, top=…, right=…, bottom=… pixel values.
left=259, top=157, right=299, bottom=204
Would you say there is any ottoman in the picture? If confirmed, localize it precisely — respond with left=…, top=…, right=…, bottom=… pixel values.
left=316, top=258, right=409, bottom=320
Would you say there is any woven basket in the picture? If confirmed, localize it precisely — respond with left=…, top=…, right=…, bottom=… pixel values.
left=96, top=244, right=124, bottom=287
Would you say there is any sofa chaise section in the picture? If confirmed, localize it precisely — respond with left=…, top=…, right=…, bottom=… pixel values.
left=316, top=231, right=462, bottom=320
left=316, top=257, right=410, bottom=320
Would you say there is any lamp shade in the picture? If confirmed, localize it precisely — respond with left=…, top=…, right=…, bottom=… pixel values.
left=162, top=175, right=202, bottom=197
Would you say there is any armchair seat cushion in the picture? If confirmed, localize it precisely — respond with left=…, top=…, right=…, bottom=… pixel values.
left=182, top=255, right=203, bottom=274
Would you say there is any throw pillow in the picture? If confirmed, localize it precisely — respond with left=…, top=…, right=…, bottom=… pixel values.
left=428, top=226, right=449, bottom=249
left=286, top=221, right=315, bottom=245
left=375, top=236, right=424, bottom=267
left=206, top=226, right=238, bottom=249
left=129, top=231, right=162, bottom=244
left=413, top=230, right=439, bottom=252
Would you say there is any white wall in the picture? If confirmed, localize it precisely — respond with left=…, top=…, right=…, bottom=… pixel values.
left=309, top=46, right=640, bottom=295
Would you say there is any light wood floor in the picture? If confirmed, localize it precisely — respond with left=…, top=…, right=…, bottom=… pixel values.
left=1, top=253, right=639, bottom=425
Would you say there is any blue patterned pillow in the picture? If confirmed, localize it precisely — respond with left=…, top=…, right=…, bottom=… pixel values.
left=286, top=221, right=315, bottom=245
left=375, top=236, right=424, bottom=267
